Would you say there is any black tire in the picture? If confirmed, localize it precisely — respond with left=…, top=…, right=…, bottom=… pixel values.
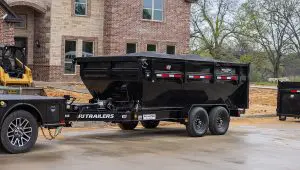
left=1, top=110, right=38, bottom=154
left=141, top=120, right=160, bottom=129
left=209, top=106, right=230, bottom=135
left=279, top=115, right=287, bottom=121
left=186, top=107, right=209, bottom=137
left=118, top=121, right=138, bottom=130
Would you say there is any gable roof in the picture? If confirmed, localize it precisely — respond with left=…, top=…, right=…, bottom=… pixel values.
left=0, top=0, right=22, bottom=23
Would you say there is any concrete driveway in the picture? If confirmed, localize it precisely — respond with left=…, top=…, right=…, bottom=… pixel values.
left=1, top=118, right=300, bottom=170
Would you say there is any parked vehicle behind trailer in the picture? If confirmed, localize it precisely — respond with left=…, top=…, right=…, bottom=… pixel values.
left=277, top=81, right=300, bottom=121
left=0, top=95, right=65, bottom=153
left=65, top=52, right=250, bottom=137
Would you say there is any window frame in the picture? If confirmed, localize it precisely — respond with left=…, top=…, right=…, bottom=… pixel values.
left=14, top=14, right=27, bottom=29
left=147, top=44, right=157, bottom=52
left=143, top=0, right=164, bottom=21
left=126, top=43, right=138, bottom=54
left=82, top=41, right=94, bottom=57
left=74, top=0, right=88, bottom=17
left=166, top=45, right=176, bottom=55
left=64, top=40, right=77, bottom=75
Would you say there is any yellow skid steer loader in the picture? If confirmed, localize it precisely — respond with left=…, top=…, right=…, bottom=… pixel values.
left=0, top=45, right=33, bottom=86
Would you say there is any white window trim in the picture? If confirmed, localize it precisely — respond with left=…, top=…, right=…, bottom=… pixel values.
left=64, top=40, right=77, bottom=75
left=75, top=0, right=88, bottom=16
left=143, top=0, right=164, bottom=21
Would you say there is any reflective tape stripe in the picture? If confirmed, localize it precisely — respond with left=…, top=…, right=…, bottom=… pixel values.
left=290, top=90, right=300, bottom=93
left=188, top=75, right=212, bottom=79
left=217, top=76, right=238, bottom=80
left=156, top=74, right=182, bottom=78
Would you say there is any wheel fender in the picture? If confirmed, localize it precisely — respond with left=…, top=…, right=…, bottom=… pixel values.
left=1, top=103, right=43, bottom=127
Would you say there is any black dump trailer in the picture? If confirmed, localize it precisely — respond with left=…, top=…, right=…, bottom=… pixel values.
left=277, top=81, right=300, bottom=121
left=65, top=52, right=250, bottom=137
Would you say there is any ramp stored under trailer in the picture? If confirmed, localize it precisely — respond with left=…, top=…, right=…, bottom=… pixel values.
left=65, top=52, right=250, bottom=137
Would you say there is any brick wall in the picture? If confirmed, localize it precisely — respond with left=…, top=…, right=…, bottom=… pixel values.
left=104, top=0, right=191, bottom=55
left=0, top=6, right=15, bottom=46
left=49, top=0, right=105, bottom=82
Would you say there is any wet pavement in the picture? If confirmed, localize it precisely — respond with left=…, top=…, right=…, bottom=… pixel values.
left=1, top=121, right=300, bottom=170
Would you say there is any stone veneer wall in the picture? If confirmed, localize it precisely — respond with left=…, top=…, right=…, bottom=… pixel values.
left=32, top=5, right=51, bottom=81
left=48, top=0, right=104, bottom=82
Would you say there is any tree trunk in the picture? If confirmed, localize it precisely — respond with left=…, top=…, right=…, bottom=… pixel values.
left=273, top=61, right=280, bottom=78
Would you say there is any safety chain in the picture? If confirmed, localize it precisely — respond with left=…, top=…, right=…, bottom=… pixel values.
left=40, top=126, right=63, bottom=140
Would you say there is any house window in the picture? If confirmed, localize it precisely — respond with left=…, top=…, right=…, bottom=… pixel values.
left=15, top=15, right=27, bottom=29
left=65, top=40, right=76, bottom=74
left=143, top=0, right=163, bottom=21
left=147, top=44, right=157, bottom=52
left=126, top=43, right=137, bottom=54
left=75, top=0, right=87, bottom=16
left=167, top=45, right=176, bottom=54
left=82, top=41, right=94, bottom=57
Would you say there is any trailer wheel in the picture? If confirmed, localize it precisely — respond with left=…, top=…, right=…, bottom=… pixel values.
left=209, top=106, right=230, bottom=135
left=118, top=121, right=138, bottom=130
left=186, top=107, right=209, bottom=137
left=141, top=120, right=160, bottom=129
left=279, top=115, right=287, bottom=121
left=1, top=110, right=38, bottom=154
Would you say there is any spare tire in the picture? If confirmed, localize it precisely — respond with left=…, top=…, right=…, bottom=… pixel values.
left=141, top=120, right=160, bottom=129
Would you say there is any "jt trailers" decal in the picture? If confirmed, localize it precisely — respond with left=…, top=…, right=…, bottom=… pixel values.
left=77, top=114, right=114, bottom=119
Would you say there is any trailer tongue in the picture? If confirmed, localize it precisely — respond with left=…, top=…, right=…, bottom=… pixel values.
left=65, top=52, right=250, bottom=136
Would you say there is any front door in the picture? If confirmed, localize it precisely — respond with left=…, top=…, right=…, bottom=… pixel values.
left=14, top=37, right=27, bottom=64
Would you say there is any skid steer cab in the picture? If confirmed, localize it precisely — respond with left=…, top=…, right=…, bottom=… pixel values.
left=0, top=45, right=32, bottom=86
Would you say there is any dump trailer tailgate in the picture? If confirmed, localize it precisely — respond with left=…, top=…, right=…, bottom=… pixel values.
left=277, top=82, right=300, bottom=116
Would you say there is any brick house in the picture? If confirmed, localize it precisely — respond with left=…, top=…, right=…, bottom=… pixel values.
left=5, top=0, right=193, bottom=82
left=0, top=0, right=21, bottom=46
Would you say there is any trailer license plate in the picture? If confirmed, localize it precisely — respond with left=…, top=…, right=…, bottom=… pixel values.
left=143, top=114, right=156, bottom=120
